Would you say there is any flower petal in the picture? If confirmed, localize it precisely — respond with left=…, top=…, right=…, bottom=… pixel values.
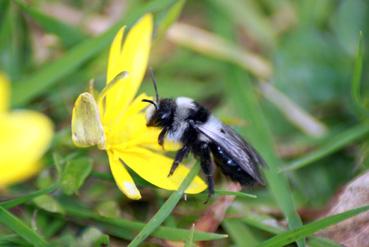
left=71, top=92, right=105, bottom=149
left=110, top=93, right=152, bottom=130
left=0, top=72, right=9, bottom=113
left=107, top=150, right=141, bottom=199
left=106, top=26, right=126, bottom=87
left=0, top=111, right=53, bottom=187
left=117, top=147, right=207, bottom=194
left=104, top=14, right=153, bottom=123
left=107, top=94, right=180, bottom=151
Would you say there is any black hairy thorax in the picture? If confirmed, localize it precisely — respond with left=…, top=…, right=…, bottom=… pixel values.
left=157, top=99, right=176, bottom=126
left=178, top=102, right=210, bottom=144
left=185, top=102, right=210, bottom=123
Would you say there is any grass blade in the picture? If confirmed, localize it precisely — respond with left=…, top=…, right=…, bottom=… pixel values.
left=243, top=216, right=341, bottom=247
left=308, top=237, right=342, bottom=247
left=54, top=197, right=227, bottom=241
left=15, top=0, right=86, bottom=47
left=281, top=124, right=369, bottom=172
left=0, top=206, right=48, bottom=247
left=156, top=0, right=186, bottom=41
left=184, top=224, right=195, bottom=247
left=229, top=69, right=304, bottom=247
left=0, top=1, right=31, bottom=80
left=259, top=204, right=369, bottom=247
left=11, top=0, right=176, bottom=107
left=243, top=216, right=284, bottom=235
left=128, top=163, right=201, bottom=246
left=214, top=190, right=256, bottom=199
left=0, top=234, right=28, bottom=246
left=208, top=5, right=304, bottom=245
left=212, top=0, right=275, bottom=49
left=0, top=184, right=58, bottom=209
left=223, top=219, right=259, bottom=247
left=351, top=32, right=365, bottom=113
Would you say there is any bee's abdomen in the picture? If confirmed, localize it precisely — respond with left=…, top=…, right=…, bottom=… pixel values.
left=209, top=143, right=258, bottom=185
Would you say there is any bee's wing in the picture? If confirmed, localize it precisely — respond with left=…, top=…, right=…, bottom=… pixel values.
left=195, top=117, right=265, bottom=184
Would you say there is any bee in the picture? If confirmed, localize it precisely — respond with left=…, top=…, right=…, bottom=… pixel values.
left=143, top=70, right=265, bottom=200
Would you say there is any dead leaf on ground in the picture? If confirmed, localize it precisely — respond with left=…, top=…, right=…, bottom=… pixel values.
left=316, top=171, right=369, bottom=247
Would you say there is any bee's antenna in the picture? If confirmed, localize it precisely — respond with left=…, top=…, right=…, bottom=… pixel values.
left=142, top=99, right=158, bottom=110
left=149, top=67, right=159, bottom=103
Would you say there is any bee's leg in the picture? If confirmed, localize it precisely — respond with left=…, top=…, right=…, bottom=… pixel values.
left=158, top=126, right=169, bottom=147
left=198, top=143, right=214, bottom=203
left=168, top=145, right=191, bottom=177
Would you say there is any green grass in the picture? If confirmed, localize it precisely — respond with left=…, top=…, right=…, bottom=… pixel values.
left=128, top=163, right=203, bottom=246
left=259, top=204, right=369, bottom=247
left=0, top=206, right=48, bottom=247
left=1, top=0, right=369, bottom=246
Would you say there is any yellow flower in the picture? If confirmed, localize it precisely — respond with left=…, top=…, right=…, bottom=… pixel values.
left=71, top=14, right=206, bottom=200
left=0, top=73, right=53, bottom=187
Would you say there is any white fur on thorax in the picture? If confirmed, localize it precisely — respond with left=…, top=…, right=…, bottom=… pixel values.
left=198, top=115, right=222, bottom=142
left=176, top=97, right=195, bottom=110
left=167, top=97, right=196, bottom=143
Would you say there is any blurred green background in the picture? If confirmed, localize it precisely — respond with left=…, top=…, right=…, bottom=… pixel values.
left=1, top=0, right=369, bottom=246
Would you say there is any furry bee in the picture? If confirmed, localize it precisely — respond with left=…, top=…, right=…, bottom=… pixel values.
left=143, top=70, right=265, bottom=199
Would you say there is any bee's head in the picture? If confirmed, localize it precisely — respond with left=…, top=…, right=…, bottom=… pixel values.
left=144, top=99, right=175, bottom=127
left=142, top=68, right=175, bottom=127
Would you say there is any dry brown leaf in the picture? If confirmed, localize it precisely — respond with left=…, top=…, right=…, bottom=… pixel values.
left=316, top=171, right=369, bottom=247
left=195, top=182, right=241, bottom=233
left=161, top=183, right=240, bottom=247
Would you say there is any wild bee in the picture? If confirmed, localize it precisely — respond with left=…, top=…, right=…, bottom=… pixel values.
left=143, top=70, right=265, bottom=199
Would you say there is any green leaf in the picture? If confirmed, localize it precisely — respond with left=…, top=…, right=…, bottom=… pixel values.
left=61, top=157, right=92, bottom=195
left=96, top=201, right=121, bottom=218
left=259, top=204, right=369, bottom=247
left=281, top=124, right=369, bottom=172
left=33, top=194, right=65, bottom=214
left=11, top=0, right=176, bottom=107
left=36, top=170, right=55, bottom=189
left=128, top=163, right=202, bottom=246
left=77, top=227, right=110, bottom=247
left=0, top=184, right=58, bottom=209
left=0, top=206, right=48, bottom=247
